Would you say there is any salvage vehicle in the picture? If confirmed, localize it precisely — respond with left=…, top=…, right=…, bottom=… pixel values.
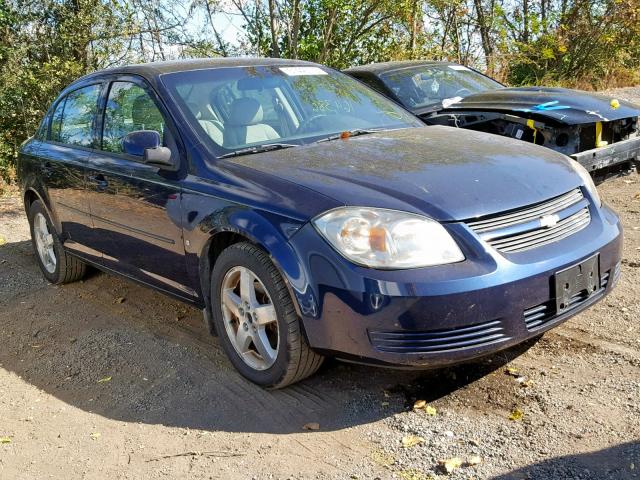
left=18, top=58, right=622, bottom=388
left=344, top=61, right=640, bottom=178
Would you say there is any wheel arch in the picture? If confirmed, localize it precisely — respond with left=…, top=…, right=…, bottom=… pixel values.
left=196, top=208, right=310, bottom=324
left=23, top=187, right=61, bottom=232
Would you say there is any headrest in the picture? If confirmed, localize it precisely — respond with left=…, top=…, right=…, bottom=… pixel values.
left=228, top=97, right=263, bottom=126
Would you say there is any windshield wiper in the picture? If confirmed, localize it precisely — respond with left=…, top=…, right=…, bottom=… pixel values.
left=315, top=128, right=386, bottom=143
left=218, top=143, right=299, bottom=159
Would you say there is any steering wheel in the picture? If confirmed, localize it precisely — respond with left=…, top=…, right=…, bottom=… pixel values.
left=297, top=114, right=330, bottom=133
left=454, top=88, right=472, bottom=97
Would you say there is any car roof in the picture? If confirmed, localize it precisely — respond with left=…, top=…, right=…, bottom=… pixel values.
left=74, top=57, right=318, bottom=84
left=344, top=60, right=457, bottom=75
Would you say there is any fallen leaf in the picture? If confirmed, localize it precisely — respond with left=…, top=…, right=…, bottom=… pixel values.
left=114, top=297, right=126, bottom=304
left=371, top=448, right=395, bottom=467
left=439, top=457, right=463, bottom=474
left=0, top=437, right=11, bottom=444
left=509, top=408, right=524, bottom=421
left=412, top=400, right=436, bottom=415
left=0, top=236, right=6, bottom=246
left=413, top=399, right=427, bottom=410
left=303, top=422, right=320, bottom=431
left=505, top=367, right=519, bottom=377
left=401, top=434, right=425, bottom=448
left=398, top=468, right=430, bottom=480
left=89, top=432, right=101, bottom=440
left=466, top=455, right=483, bottom=466
left=97, top=376, right=112, bottom=383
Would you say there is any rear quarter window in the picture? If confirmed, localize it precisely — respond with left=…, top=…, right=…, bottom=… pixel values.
left=50, top=84, right=101, bottom=147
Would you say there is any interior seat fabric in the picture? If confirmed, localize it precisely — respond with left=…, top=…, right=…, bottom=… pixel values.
left=223, top=97, right=280, bottom=147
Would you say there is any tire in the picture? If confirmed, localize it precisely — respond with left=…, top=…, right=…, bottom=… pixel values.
left=28, top=200, right=86, bottom=284
left=211, top=242, right=323, bottom=388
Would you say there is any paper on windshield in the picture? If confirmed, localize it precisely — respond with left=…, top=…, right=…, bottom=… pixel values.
left=448, top=65, right=470, bottom=71
left=280, top=67, right=328, bottom=76
left=442, top=96, right=463, bottom=108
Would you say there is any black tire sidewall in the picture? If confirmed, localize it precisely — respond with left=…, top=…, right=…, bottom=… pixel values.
left=28, top=200, right=62, bottom=283
left=211, top=244, right=295, bottom=387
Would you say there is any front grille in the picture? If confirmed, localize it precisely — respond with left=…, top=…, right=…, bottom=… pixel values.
left=466, top=188, right=590, bottom=253
left=523, top=270, right=611, bottom=330
left=368, top=319, right=509, bottom=354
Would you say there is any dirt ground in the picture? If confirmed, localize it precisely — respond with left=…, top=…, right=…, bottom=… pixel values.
left=1, top=100, right=640, bottom=479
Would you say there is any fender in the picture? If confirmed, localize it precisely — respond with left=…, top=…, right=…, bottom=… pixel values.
left=186, top=204, right=313, bottom=319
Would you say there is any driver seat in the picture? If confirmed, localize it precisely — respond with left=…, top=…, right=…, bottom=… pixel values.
left=223, top=98, right=279, bottom=147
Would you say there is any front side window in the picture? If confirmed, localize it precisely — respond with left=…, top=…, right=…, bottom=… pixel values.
left=162, top=65, right=421, bottom=154
left=379, top=65, right=503, bottom=110
left=102, top=81, right=165, bottom=154
left=50, top=84, right=101, bottom=147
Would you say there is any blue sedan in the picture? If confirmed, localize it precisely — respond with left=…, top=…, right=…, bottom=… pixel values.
left=17, top=58, right=622, bottom=387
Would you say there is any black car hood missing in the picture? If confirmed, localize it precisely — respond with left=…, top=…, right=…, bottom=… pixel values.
left=439, top=87, right=640, bottom=125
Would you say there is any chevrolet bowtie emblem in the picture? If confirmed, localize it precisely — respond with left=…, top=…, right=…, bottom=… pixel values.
left=540, top=214, right=560, bottom=228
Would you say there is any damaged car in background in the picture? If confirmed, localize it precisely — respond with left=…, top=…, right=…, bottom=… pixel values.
left=345, top=61, right=640, bottom=179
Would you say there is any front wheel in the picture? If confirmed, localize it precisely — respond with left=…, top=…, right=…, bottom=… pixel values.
left=28, top=200, right=86, bottom=284
left=211, top=242, right=323, bottom=388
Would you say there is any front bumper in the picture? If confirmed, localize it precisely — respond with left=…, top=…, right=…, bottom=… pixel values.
left=571, top=135, right=640, bottom=171
left=287, top=202, right=622, bottom=368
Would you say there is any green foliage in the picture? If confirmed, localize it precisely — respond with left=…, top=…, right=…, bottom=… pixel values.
left=506, top=0, right=640, bottom=88
left=1, top=0, right=640, bottom=185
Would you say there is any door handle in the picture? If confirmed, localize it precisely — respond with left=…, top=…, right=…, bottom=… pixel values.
left=42, top=162, right=54, bottom=177
left=88, top=174, right=109, bottom=192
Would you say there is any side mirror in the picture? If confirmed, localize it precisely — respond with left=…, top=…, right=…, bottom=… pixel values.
left=122, top=130, right=176, bottom=170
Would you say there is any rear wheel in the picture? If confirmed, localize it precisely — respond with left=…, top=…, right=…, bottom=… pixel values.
left=28, top=200, right=86, bottom=284
left=211, top=242, right=323, bottom=388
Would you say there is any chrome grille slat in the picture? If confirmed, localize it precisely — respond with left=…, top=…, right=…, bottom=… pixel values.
left=466, top=188, right=591, bottom=254
left=468, top=189, right=583, bottom=233
left=497, top=210, right=590, bottom=252
left=493, top=208, right=590, bottom=251
left=492, top=208, right=589, bottom=247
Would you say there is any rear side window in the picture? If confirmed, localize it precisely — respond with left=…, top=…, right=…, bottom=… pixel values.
left=50, top=84, right=101, bottom=147
left=102, top=81, right=165, bottom=154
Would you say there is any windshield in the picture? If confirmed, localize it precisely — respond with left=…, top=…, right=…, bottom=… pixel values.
left=379, top=64, right=503, bottom=111
left=161, top=65, right=421, bottom=155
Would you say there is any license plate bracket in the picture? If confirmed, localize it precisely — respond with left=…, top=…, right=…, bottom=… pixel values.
left=554, top=254, right=600, bottom=313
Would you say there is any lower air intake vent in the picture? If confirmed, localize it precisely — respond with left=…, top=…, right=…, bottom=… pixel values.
left=368, top=319, right=509, bottom=354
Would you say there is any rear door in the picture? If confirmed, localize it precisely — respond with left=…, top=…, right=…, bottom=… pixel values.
left=85, top=76, right=194, bottom=300
left=36, top=83, right=103, bottom=260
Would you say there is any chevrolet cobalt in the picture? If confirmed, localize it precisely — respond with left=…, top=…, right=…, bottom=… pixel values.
left=18, top=59, right=622, bottom=387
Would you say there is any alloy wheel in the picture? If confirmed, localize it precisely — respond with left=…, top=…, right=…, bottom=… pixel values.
left=220, top=266, right=279, bottom=371
left=33, top=212, right=56, bottom=274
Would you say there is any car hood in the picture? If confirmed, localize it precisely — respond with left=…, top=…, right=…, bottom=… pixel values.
left=439, top=87, right=640, bottom=124
left=227, top=126, right=583, bottom=222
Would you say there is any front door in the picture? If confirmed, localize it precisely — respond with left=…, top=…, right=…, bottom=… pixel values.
left=37, top=83, right=103, bottom=260
left=85, top=78, right=193, bottom=300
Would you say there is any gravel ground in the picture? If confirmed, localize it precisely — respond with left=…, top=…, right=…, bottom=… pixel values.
left=1, top=89, right=639, bottom=479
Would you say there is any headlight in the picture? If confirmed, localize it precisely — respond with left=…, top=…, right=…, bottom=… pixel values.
left=568, top=160, right=601, bottom=207
left=313, top=207, right=465, bottom=269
